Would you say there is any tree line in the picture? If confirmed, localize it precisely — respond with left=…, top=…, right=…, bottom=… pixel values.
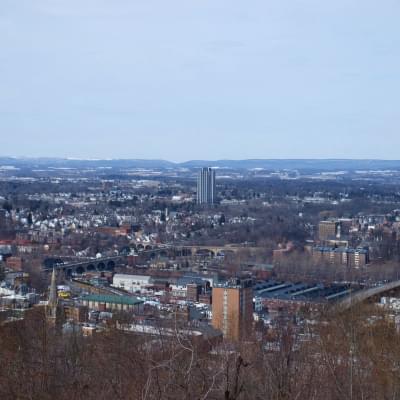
left=0, top=304, right=399, bottom=399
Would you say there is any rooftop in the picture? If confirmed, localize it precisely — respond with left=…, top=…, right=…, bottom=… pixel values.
left=314, top=246, right=369, bottom=254
left=113, top=274, right=151, bottom=281
left=82, top=294, right=144, bottom=306
left=253, top=279, right=355, bottom=303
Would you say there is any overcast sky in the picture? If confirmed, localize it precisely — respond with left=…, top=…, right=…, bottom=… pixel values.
left=1, top=0, right=400, bottom=161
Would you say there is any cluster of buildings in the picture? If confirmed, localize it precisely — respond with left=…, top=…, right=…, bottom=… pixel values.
left=273, top=213, right=400, bottom=269
left=65, top=270, right=357, bottom=341
left=4, top=163, right=400, bottom=348
left=311, top=213, right=400, bottom=267
left=111, top=272, right=213, bottom=302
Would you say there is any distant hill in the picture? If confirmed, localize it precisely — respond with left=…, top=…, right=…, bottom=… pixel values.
left=181, top=159, right=400, bottom=171
left=1, top=157, right=400, bottom=171
left=0, top=157, right=175, bottom=169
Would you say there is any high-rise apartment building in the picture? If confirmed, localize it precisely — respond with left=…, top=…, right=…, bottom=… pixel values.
left=197, top=167, right=216, bottom=205
left=212, top=278, right=253, bottom=341
left=318, top=220, right=341, bottom=241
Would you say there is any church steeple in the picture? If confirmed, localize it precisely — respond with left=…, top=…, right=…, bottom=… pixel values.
left=46, top=267, right=58, bottom=322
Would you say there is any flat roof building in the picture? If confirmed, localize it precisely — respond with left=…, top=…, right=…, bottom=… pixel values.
left=112, top=274, right=152, bottom=293
left=212, top=278, right=253, bottom=341
left=81, top=294, right=144, bottom=312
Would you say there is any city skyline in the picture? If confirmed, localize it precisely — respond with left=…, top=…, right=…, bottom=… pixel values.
left=2, top=0, right=400, bottom=161
left=2, top=1, right=400, bottom=397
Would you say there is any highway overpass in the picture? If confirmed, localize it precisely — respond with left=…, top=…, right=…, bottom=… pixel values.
left=335, top=280, right=400, bottom=311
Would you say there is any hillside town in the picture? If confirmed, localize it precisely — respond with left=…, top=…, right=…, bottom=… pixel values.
left=1, top=160, right=400, bottom=398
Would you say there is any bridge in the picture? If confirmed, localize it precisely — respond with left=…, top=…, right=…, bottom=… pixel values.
left=169, top=244, right=264, bottom=256
left=42, top=243, right=267, bottom=275
left=43, top=255, right=126, bottom=276
left=335, top=280, right=400, bottom=311
left=121, top=244, right=264, bottom=259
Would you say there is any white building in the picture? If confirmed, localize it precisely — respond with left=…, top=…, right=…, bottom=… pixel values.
left=112, top=274, right=152, bottom=293
left=253, top=296, right=264, bottom=312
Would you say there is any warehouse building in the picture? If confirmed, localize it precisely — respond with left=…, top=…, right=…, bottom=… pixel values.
left=81, top=294, right=144, bottom=313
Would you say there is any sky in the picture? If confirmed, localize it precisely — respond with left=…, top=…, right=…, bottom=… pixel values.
left=1, top=0, right=400, bottom=161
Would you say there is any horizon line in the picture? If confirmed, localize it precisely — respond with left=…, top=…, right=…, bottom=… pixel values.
left=2, top=156, right=400, bottom=163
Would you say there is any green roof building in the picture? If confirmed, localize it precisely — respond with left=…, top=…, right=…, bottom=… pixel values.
left=81, top=294, right=144, bottom=312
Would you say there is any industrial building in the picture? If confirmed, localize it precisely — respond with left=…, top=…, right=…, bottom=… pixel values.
left=253, top=280, right=354, bottom=313
left=81, top=294, right=144, bottom=312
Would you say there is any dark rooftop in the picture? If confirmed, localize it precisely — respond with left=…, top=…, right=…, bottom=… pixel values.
left=253, top=279, right=355, bottom=303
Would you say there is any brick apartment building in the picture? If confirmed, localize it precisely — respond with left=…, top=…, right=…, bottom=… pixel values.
left=212, top=278, right=253, bottom=341
left=312, top=246, right=369, bottom=267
